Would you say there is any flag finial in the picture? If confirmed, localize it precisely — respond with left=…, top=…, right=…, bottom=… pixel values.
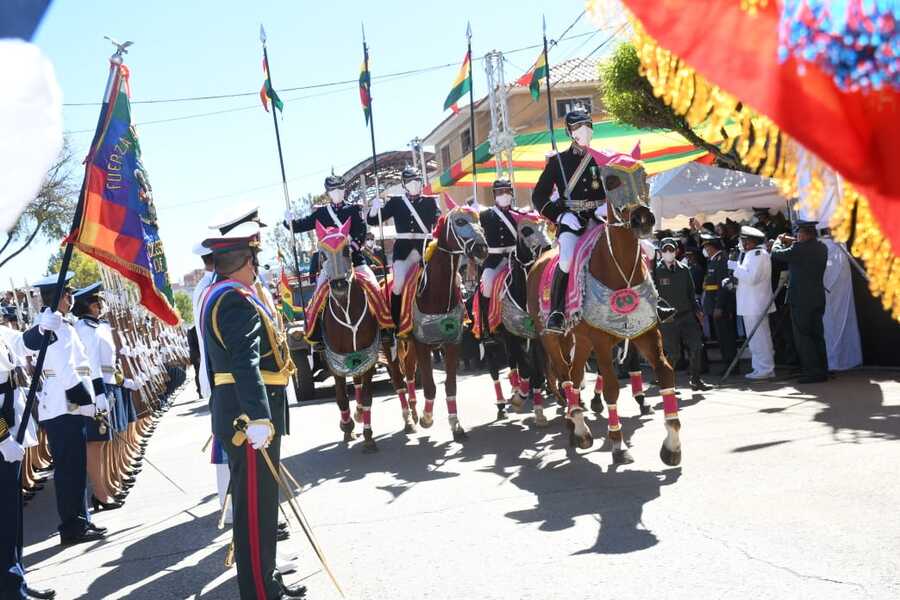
left=542, top=15, right=547, bottom=36
left=466, top=21, right=472, bottom=40
left=259, top=24, right=267, bottom=44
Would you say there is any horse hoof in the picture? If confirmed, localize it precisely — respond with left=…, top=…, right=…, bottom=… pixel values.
left=533, top=411, right=549, bottom=428
left=420, top=413, right=434, bottom=429
left=591, top=394, right=604, bottom=414
left=578, top=433, right=594, bottom=450
left=496, top=407, right=507, bottom=420
left=612, top=449, right=634, bottom=465
left=410, top=408, right=419, bottom=425
left=640, top=404, right=655, bottom=416
left=403, top=422, right=417, bottom=434
left=660, top=444, right=682, bottom=466
left=362, top=440, right=378, bottom=454
left=509, top=394, right=524, bottom=410
left=453, top=428, right=468, bottom=442
left=343, top=431, right=356, bottom=442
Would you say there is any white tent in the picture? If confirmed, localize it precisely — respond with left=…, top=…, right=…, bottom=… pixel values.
left=649, top=163, right=787, bottom=223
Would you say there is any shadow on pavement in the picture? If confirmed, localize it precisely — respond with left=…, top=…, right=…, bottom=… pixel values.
left=810, top=375, right=898, bottom=442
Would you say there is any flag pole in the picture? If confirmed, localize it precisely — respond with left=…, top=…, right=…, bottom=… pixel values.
left=14, top=43, right=126, bottom=445
left=466, top=22, right=478, bottom=205
left=542, top=16, right=572, bottom=204
left=362, top=23, right=387, bottom=289
left=260, top=25, right=308, bottom=331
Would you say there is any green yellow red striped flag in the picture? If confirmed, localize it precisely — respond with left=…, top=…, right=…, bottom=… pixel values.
left=359, top=59, right=371, bottom=124
left=260, top=56, right=283, bottom=113
left=443, top=50, right=471, bottom=113
left=516, top=51, right=548, bottom=102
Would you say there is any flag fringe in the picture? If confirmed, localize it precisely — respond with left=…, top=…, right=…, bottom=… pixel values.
left=621, top=10, right=900, bottom=321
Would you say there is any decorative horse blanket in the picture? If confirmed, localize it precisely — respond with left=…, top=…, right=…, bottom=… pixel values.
left=399, top=262, right=468, bottom=344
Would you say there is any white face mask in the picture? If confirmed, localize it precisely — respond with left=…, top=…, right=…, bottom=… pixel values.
left=570, top=124, right=593, bottom=147
left=365, top=239, right=374, bottom=249
left=661, top=251, right=676, bottom=264
left=404, top=180, right=423, bottom=196
left=702, top=248, right=710, bottom=258
left=327, top=189, right=345, bottom=204
left=495, top=193, right=512, bottom=208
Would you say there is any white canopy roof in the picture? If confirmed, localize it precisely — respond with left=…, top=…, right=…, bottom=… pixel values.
left=649, top=163, right=787, bottom=220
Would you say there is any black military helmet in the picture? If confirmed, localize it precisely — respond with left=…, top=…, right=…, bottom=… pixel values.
left=324, top=174, right=345, bottom=191
left=565, top=107, right=592, bottom=131
left=492, top=179, right=513, bottom=194
left=660, top=237, right=678, bottom=251
left=401, top=166, right=421, bottom=183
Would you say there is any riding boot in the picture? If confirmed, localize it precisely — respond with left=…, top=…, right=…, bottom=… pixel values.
left=479, top=295, right=496, bottom=346
left=546, top=267, right=569, bottom=333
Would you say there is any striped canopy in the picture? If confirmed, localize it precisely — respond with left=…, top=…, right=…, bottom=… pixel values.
left=428, top=120, right=714, bottom=192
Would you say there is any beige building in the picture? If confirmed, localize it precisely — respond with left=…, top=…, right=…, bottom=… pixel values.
left=422, top=57, right=602, bottom=209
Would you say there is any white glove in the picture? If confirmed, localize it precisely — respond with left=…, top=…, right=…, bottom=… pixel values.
left=727, top=260, right=738, bottom=271
left=37, top=310, right=62, bottom=332
left=95, top=393, right=109, bottom=412
left=559, top=212, right=582, bottom=231
left=284, top=207, right=296, bottom=223
left=593, top=203, right=608, bottom=222
left=0, top=437, right=25, bottom=463
left=245, top=421, right=274, bottom=450
left=78, top=404, right=96, bottom=418
left=122, top=378, right=138, bottom=390
left=368, top=196, right=383, bottom=216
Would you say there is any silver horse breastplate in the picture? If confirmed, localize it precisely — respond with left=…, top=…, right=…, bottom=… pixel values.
left=582, top=272, right=658, bottom=340
left=412, top=301, right=466, bottom=345
left=501, top=293, right=538, bottom=339
left=323, top=331, right=381, bottom=378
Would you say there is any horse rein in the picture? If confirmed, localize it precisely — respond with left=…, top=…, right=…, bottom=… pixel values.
left=604, top=224, right=642, bottom=289
left=327, top=272, right=369, bottom=352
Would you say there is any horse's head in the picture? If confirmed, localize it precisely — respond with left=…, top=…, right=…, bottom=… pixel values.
left=440, top=194, right=488, bottom=263
left=511, top=210, right=550, bottom=263
left=601, top=154, right=655, bottom=239
left=314, top=219, right=353, bottom=296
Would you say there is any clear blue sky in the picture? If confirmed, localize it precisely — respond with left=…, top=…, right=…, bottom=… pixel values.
left=7, top=0, right=605, bottom=285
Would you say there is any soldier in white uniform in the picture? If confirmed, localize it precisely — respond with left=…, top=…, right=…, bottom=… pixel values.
left=33, top=273, right=107, bottom=546
left=728, top=226, right=776, bottom=379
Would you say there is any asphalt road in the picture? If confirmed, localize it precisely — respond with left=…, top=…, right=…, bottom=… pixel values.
left=21, top=366, right=900, bottom=600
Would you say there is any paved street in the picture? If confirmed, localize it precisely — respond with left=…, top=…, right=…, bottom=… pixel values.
left=22, top=366, right=900, bottom=600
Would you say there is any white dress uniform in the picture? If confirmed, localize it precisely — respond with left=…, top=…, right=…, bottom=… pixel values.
left=39, top=314, right=96, bottom=422
left=0, top=327, right=38, bottom=446
left=191, top=268, right=215, bottom=399
left=730, top=238, right=776, bottom=377
left=74, top=316, right=114, bottom=414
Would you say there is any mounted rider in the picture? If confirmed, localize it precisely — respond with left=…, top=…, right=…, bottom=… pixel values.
left=284, top=174, right=376, bottom=293
left=531, top=107, right=608, bottom=333
left=477, top=178, right=521, bottom=341
left=366, top=166, right=441, bottom=331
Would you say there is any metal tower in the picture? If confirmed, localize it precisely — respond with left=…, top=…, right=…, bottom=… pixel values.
left=483, top=49, right=516, bottom=188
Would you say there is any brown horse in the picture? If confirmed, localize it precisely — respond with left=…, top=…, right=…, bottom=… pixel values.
left=314, top=219, right=389, bottom=453
left=528, top=154, right=681, bottom=466
left=397, top=200, right=488, bottom=442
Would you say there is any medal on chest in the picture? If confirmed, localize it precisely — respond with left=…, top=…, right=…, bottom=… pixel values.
left=590, top=166, right=600, bottom=190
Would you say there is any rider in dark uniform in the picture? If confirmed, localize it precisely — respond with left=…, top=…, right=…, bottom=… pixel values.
left=532, top=108, right=607, bottom=332
left=477, top=179, right=520, bottom=341
left=361, top=232, right=389, bottom=279
left=771, top=220, right=829, bottom=383
left=700, top=233, right=738, bottom=374
left=200, top=223, right=305, bottom=600
left=367, top=166, right=441, bottom=329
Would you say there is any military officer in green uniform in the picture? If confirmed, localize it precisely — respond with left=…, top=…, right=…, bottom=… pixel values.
left=199, top=222, right=306, bottom=599
left=772, top=220, right=829, bottom=383
left=700, top=233, right=738, bottom=374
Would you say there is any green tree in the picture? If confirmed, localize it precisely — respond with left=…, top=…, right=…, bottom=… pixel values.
left=1, top=139, right=79, bottom=269
left=173, top=290, right=193, bottom=324
left=600, top=43, right=748, bottom=172
left=46, top=248, right=101, bottom=289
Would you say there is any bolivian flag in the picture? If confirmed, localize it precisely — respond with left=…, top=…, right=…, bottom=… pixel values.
left=516, top=51, right=548, bottom=102
left=443, top=50, right=471, bottom=113
left=260, top=56, right=283, bottom=113
left=278, top=268, right=302, bottom=320
left=359, top=59, right=371, bottom=124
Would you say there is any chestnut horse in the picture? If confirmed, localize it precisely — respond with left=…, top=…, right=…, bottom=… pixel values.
left=314, top=219, right=394, bottom=453
left=527, top=155, right=681, bottom=466
left=398, top=200, right=488, bottom=442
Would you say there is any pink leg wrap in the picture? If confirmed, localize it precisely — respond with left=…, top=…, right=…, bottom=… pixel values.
left=406, top=381, right=417, bottom=404
left=594, top=375, right=604, bottom=394
left=533, top=390, right=544, bottom=407
left=519, top=379, right=531, bottom=395
left=662, top=388, right=679, bottom=418
left=424, top=398, right=435, bottom=414
left=362, top=407, right=372, bottom=427
left=446, top=397, right=458, bottom=415
left=564, top=383, right=580, bottom=411
left=607, top=404, right=621, bottom=431
left=629, top=372, right=644, bottom=396
left=397, top=389, right=409, bottom=411
left=340, top=409, right=351, bottom=423
left=508, top=369, right=520, bottom=389
left=493, top=380, right=504, bottom=403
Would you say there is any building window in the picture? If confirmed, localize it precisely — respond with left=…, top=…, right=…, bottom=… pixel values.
left=440, top=145, right=451, bottom=170
left=556, top=97, right=593, bottom=119
left=460, top=128, right=472, bottom=155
